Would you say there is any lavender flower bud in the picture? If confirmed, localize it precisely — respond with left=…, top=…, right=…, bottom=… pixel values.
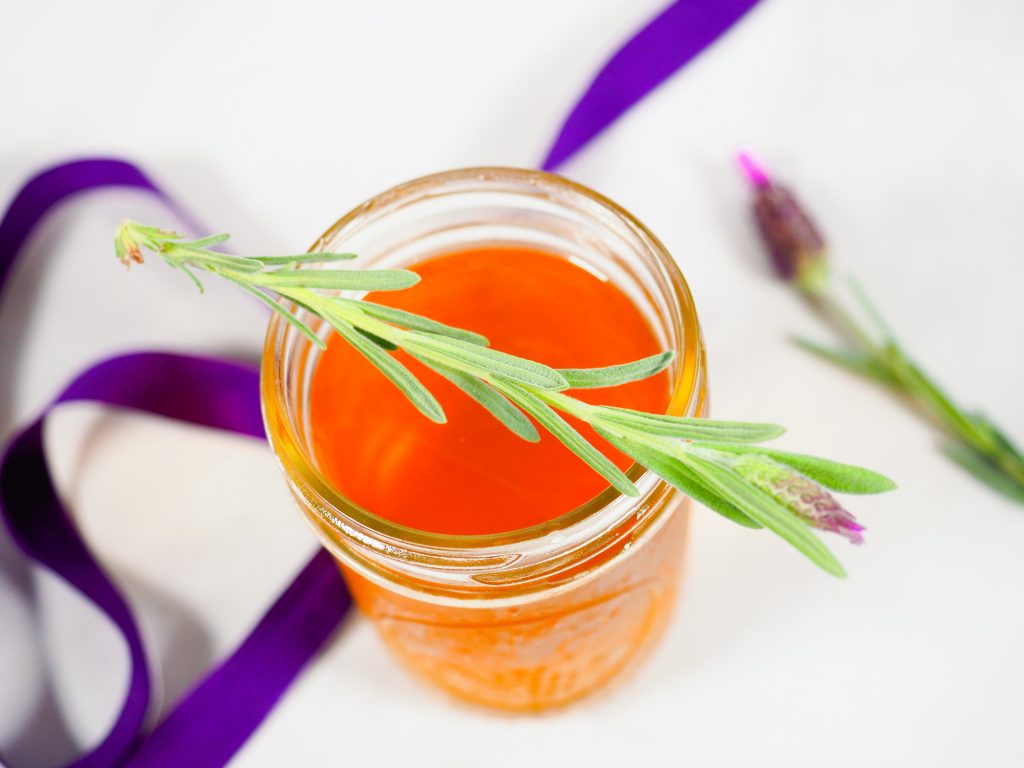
left=738, top=152, right=828, bottom=295
left=114, top=227, right=144, bottom=268
left=722, top=452, right=865, bottom=544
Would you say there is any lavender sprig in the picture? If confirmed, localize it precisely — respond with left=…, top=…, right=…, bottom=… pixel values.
left=738, top=152, right=1024, bottom=505
left=116, top=220, right=897, bottom=575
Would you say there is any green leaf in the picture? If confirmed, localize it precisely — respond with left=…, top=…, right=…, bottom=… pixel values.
left=404, top=334, right=568, bottom=391
left=967, top=413, right=1024, bottom=461
left=696, top=444, right=896, bottom=495
left=559, top=351, right=674, bottom=389
left=250, top=252, right=357, bottom=266
left=329, top=318, right=446, bottom=423
left=173, top=247, right=265, bottom=274
left=355, top=328, right=398, bottom=351
left=182, top=233, right=231, bottom=249
left=595, top=427, right=760, bottom=528
left=495, top=382, right=637, bottom=496
left=683, top=453, right=847, bottom=577
left=350, top=301, right=489, bottom=346
left=941, top=441, right=1024, bottom=504
left=253, top=268, right=421, bottom=291
left=412, top=355, right=539, bottom=442
left=848, top=278, right=896, bottom=339
left=169, top=261, right=205, bottom=293
left=883, top=347, right=981, bottom=440
left=595, top=407, right=785, bottom=443
left=224, top=276, right=325, bottom=349
left=792, top=337, right=897, bottom=386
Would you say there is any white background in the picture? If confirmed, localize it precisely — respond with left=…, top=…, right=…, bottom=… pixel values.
left=2, top=0, right=1023, bottom=765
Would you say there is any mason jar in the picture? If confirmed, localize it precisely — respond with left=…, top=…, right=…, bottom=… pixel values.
left=261, top=167, right=708, bottom=710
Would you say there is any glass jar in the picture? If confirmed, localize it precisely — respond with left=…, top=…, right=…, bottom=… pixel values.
left=261, top=167, right=708, bottom=711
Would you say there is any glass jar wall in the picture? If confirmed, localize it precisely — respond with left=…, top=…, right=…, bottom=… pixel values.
left=261, top=168, right=707, bottom=710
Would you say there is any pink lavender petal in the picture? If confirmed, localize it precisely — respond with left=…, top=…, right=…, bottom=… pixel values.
left=737, top=151, right=770, bottom=188
left=840, top=523, right=866, bottom=546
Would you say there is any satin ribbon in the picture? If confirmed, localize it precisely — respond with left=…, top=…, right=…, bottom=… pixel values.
left=1, top=352, right=350, bottom=768
left=541, top=0, right=760, bottom=170
left=0, top=2, right=761, bottom=765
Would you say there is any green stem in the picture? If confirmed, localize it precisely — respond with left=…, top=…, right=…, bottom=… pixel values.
left=113, top=220, right=899, bottom=575
left=803, top=283, right=1024, bottom=497
left=804, top=286, right=884, bottom=366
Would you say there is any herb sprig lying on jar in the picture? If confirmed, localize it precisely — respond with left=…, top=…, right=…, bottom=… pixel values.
left=115, top=220, right=896, bottom=576
left=738, top=152, right=1024, bottom=505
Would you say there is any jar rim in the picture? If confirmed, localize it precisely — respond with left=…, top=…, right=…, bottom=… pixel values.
left=261, top=166, right=705, bottom=555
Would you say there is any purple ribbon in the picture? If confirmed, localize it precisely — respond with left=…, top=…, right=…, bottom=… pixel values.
left=541, top=0, right=761, bottom=170
left=0, top=2, right=760, bottom=765
left=0, top=173, right=351, bottom=768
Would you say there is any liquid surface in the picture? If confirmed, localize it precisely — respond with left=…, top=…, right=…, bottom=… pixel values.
left=309, top=246, right=669, bottom=535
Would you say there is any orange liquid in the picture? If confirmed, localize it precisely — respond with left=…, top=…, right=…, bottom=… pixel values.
left=310, top=246, right=670, bottom=534
left=306, top=246, right=688, bottom=710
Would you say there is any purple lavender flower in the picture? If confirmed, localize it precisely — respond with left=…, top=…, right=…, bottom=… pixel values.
left=738, top=152, right=828, bottom=295
left=726, top=453, right=865, bottom=544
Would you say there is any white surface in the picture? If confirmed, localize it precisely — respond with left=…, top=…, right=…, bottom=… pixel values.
left=2, top=0, right=1023, bottom=766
